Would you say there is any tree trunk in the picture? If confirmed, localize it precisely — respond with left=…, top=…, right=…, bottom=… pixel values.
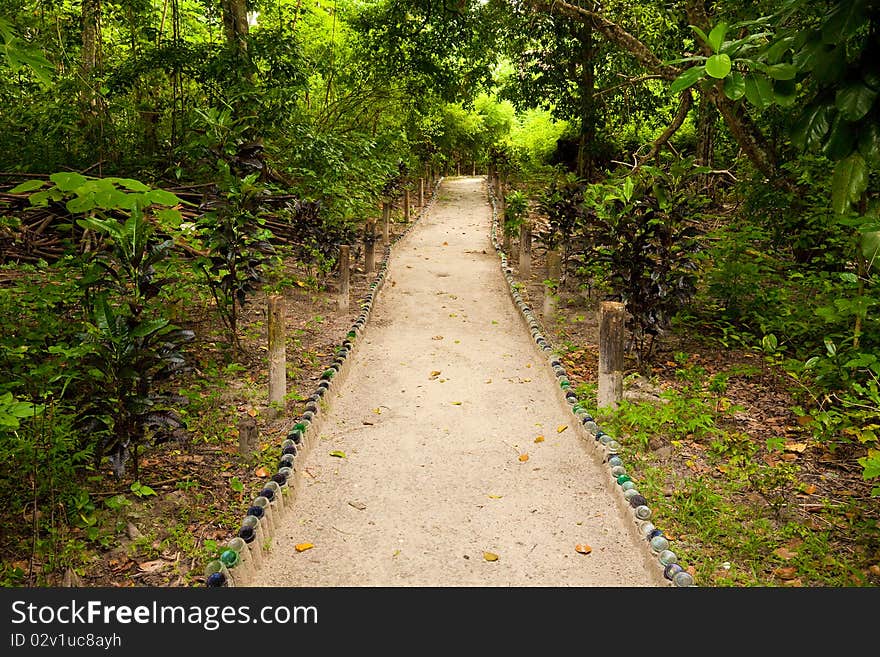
left=576, top=19, right=596, bottom=181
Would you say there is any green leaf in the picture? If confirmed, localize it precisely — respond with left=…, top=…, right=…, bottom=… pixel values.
left=822, top=0, right=867, bottom=45
left=858, top=451, right=880, bottom=481
left=66, top=194, right=95, bottom=215
left=858, top=123, right=880, bottom=166
left=230, top=477, right=244, bottom=493
left=823, top=115, right=857, bottom=160
left=146, top=189, right=181, bottom=207
left=705, top=54, right=732, bottom=79
left=831, top=153, right=867, bottom=215
left=765, top=63, right=798, bottom=80
left=689, top=25, right=710, bottom=48
left=773, top=79, right=798, bottom=107
left=670, top=65, right=705, bottom=94
left=49, top=172, right=88, bottom=192
left=10, top=179, right=46, bottom=194
left=130, top=318, right=170, bottom=338
left=862, top=231, right=880, bottom=264
left=744, top=73, right=774, bottom=110
left=835, top=83, right=877, bottom=122
left=723, top=71, right=746, bottom=100
left=111, top=178, right=151, bottom=192
left=812, top=46, right=847, bottom=84
left=707, top=22, right=728, bottom=53
left=792, top=104, right=833, bottom=151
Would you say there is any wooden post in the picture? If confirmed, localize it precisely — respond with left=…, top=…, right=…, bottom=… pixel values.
left=519, top=221, right=531, bottom=277
left=382, top=201, right=391, bottom=245
left=419, top=178, right=425, bottom=208
left=337, top=244, right=350, bottom=313
left=598, top=301, right=626, bottom=409
left=268, top=295, right=286, bottom=415
left=238, top=415, right=259, bottom=458
left=404, top=189, right=410, bottom=223
left=364, top=219, right=376, bottom=274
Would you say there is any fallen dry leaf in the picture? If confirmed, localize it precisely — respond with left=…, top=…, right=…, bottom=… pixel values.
left=785, top=442, right=807, bottom=453
left=483, top=552, right=499, bottom=562
left=348, top=501, right=367, bottom=511
left=137, top=559, right=167, bottom=574
left=869, top=565, right=880, bottom=576
left=429, top=371, right=441, bottom=379
left=246, top=408, right=257, bottom=417
left=518, top=453, right=529, bottom=462
left=803, top=484, right=817, bottom=495
left=557, top=425, right=568, bottom=433
left=451, top=401, right=462, bottom=405
left=781, top=578, right=803, bottom=587
left=774, top=547, right=798, bottom=560
left=575, top=544, right=592, bottom=555
left=488, top=495, right=503, bottom=499
left=432, top=335, right=444, bottom=340
left=773, top=566, right=798, bottom=580
left=534, top=435, right=545, bottom=443
left=295, top=543, right=314, bottom=553
left=781, top=453, right=798, bottom=462
left=255, top=466, right=271, bottom=478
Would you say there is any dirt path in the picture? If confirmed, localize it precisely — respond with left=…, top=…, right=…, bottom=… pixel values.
left=251, top=177, right=664, bottom=587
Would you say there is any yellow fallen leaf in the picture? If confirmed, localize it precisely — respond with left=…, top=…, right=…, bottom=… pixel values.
left=329, top=450, right=346, bottom=458
left=557, top=425, right=568, bottom=433
left=483, top=552, right=499, bottom=562
left=488, top=494, right=503, bottom=499
left=295, top=543, right=314, bottom=553
left=534, top=435, right=545, bottom=443
left=430, top=371, right=441, bottom=379
left=255, top=466, right=270, bottom=478
left=246, top=408, right=257, bottom=417
left=373, top=407, right=382, bottom=414
left=519, top=453, right=529, bottom=462
left=575, top=544, right=592, bottom=555
left=451, top=401, right=462, bottom=405
left=785, top=442, right=807, bottom=453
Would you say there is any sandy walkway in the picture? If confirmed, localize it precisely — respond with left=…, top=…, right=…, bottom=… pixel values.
left=251, top=177, right=662, bottom=586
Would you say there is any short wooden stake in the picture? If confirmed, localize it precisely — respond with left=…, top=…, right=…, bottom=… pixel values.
left=268, top=295, right=286, bottom=415
left=337, top=244, right=350, bottom=313
left=419, top=178, right=425, bottom=208
left=364, top=219, right=376, bottom=274
left=238, top=415, right=259, bottom=458
left=382, top=201, right=391, bottom=245
left=404, top=189, right=411, bottom=223
left=519, top=221, right=531, bottom=277
left=598, top=301, right=626, bottom=409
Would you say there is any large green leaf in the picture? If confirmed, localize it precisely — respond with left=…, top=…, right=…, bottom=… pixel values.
left=765, top=63, right=798, bottom=80
left=791, top=104, right=833, bottom=151
left=862, top=231, right=880, bottom=264
left=836, top=83, right=877, bottom=122
left=146, top=189, right=181, bottom=207
left=131, top=318, right=170, bottom=339
left=744, top=73, right=774, bottom=110
left=831, top=153, right=867, bottom=215
left=822, top=114, right=857, bottom=160
left=670, top=65, right=706, bottom=94
left=110, top=178, right=151, bottom=192
left=50, top=172, right=88, bottom=192
left=705, top=54, right=732, bottom=79
left=773, top=79, right=798, bottom=107
left=723, top=71, right=746, bottom=100
left=707, top=22, right=728, bottom=53
left=822, top=0, right=867, bottom=45
left=813, top=46, right=847, bottom=83
left=858, top=122, right=880, bottom=166
left=9, top=179, right=46, bottom=194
